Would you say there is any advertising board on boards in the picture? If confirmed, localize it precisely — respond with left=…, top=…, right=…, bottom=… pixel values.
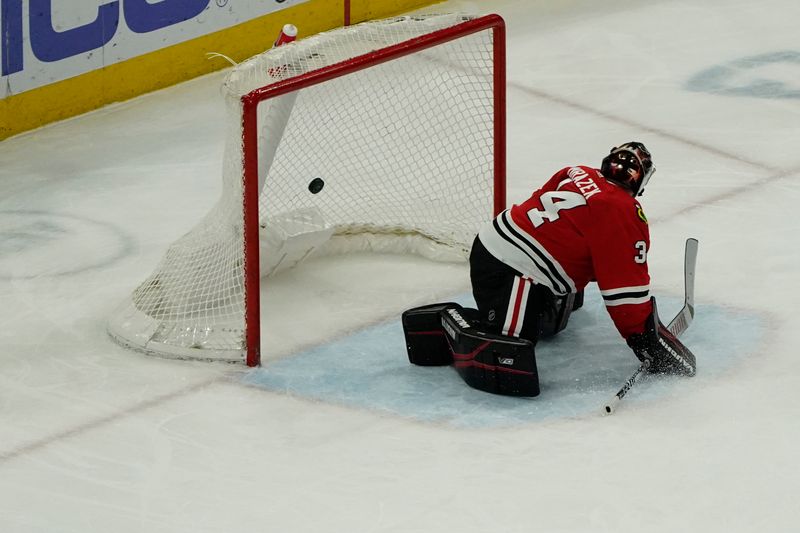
left=1, top=0, right=309, bottom=99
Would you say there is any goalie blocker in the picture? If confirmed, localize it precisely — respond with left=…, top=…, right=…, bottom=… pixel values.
left=402, top=303, right=539, bottom=397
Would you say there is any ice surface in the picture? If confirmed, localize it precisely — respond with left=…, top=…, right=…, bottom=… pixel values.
left=246, top=289, right=765, bottom=427
left=1, top=0, right=799, bottom=531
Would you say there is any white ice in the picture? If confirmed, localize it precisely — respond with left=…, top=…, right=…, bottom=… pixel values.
left=1, top=0, right=799, bottom=531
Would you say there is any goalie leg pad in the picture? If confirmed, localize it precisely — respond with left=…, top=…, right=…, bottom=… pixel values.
left=440, top=304, right=540, bottom=397
left=402, top=303, right=460, bottom=366
left=539, top=290, right=577, bottom=338
left=572, top=289, right=585, bottom=311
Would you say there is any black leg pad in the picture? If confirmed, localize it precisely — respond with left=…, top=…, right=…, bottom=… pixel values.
left=441, top=305, right=540, bottom=397
left=540, top=292, right=577, bottom=338
left=572, top=289, right=584, bottom=311
left=402, top=303, right=459, bottom=366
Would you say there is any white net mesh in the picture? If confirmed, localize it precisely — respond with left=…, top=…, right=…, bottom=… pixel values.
left=108, top=13, right=501, bottom=363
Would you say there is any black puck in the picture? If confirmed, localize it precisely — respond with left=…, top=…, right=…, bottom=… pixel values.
left=308, top=177, right=325, bottom=194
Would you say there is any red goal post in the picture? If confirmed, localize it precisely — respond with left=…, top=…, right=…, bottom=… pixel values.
left=108, top=13, right=507, bottom=367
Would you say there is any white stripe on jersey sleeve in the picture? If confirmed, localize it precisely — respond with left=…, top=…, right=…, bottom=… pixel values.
left=600, top=284, right=650, bottom=307
left=603, top=294, right=651, bottom=306
left=599, top=285, right=650, bottom=297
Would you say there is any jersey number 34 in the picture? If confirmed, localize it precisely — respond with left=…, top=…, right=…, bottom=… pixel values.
left=526, top=191, right=586, bottom=228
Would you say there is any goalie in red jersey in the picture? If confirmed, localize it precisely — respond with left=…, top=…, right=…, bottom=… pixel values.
left=402, top=142, right=694, bottom=397
left=470, top=142, right=694, bottom=375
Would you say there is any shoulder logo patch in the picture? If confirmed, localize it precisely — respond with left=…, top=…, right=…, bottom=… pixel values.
left=637, top=206, right=648, bottom=224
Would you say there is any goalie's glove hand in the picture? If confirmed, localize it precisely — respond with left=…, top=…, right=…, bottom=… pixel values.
left=626, top=299, right=696, bottom=377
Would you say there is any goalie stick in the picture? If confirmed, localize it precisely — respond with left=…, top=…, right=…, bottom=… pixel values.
left=665, top=238, right=697, bottom=337
left=603, top=238, right=699, bottom=415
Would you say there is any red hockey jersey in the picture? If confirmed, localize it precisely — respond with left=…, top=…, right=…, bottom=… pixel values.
left=477, top=166, right=652, bottom=338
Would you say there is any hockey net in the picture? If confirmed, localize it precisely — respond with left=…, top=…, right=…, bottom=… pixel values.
left=108, top=13, right=506, bottom=366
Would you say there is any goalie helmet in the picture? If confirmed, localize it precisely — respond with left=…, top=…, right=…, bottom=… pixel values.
left=601, top=142, right=655, bottom=196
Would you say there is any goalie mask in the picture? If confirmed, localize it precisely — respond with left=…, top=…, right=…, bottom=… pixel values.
left=601, top=142, right=655, bottom=196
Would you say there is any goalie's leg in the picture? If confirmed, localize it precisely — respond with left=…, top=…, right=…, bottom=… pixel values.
left=402, top=302, right=459, bottom=366
left=470, top=236, right=577, bottom=341
left=402, top=302, right=540, bottom=396
left=441, top=304, right=540, bottom=397
left=470, top=237, right=539, bottom=341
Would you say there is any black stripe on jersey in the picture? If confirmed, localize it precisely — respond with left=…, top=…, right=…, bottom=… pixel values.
left=498, top=212, right=573, bottom=294
left=494, top=212, right=571, bottom=294
left=602, top=290, right=649, bottom=302
left=490, top=218, right=560, bottom=290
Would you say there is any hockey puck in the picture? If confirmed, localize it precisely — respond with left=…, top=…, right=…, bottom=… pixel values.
left=308, top=177, right=325, bottom=194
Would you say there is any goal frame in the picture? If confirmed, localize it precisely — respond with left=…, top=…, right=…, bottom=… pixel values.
left=240, top=14, right=507, bottom=366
